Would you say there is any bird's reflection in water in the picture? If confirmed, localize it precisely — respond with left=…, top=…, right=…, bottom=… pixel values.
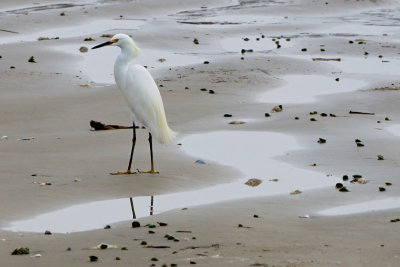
left=129, top=196, right=154, bottom=219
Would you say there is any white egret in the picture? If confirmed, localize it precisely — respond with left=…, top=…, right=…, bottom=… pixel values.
left=92, top=34, right=177, bottom=174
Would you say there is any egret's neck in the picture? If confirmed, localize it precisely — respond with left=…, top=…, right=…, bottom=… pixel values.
left=114, top=44, right=139, bottom=88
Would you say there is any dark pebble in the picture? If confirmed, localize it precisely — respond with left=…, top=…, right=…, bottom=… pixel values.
left=193, top=38, right=199, bottom=45
left=100, top=244, right=108, bottom=249
left=28, top=56, right=36, bottom=63
left=320, top=48, right=325, bottom=52
left=295, top=117, right=299, bottom=120
left=89, top=256, right=98, bottom=262
left=310, top=111, right=318, bottom=115
left=195, top=159, right=206, bottom=164
left=355, top=139, right=362, bottom=143
left=224, top=114, right=232, bottom=117
left=84, top=37, right=94, bottom=41
left=390, top=218, right=400, bottom=223
left=320, top=113, right=327, bottom=117
left=364, top=52, right=369, bottom=55
left=200, top=88, right=207, bottom=91
left=203, top=61, right=209, bottom=64
left=190, top=261, right=197, bottom=264
left=385, top=182, right=392, bottom=186
left=329, top=113, right=336, bottom=117
left=339, top=186, right=349, bottom=192
left=264, top=113, right=270, bottom=117
left=353, top=174, right=362, bottom=178
left=132, top=221, right=141, bottom=228
left=158, top=222, right=168, bottom=226
left=148, top=230, right=155, bottom=234
left=116, top=257, right=121, bottom=260
left=349, top=40, right=354, bottom=44
left=104, top=225, right=111, bottom=229
left=253, top=214, right=259, bottom=218
left=385, top=117, right=390, bottom=121
left=151, top=257, right=159, bottom=261
left=379, top=187, right=386, bottom=192
left=357, top=143, right=365, bottom=147
left=141, top=241, right=147, bottom=245
left=317, top=138, right=326, bottom=144
left=310, top=118, right=317, bottom=121
left=342, top=175, right=349, bottom=181
left=243, top=37, right=249, bottom=41
left=335, top=78, right=339, bottom=82
left=171, top=264, right=178, bottom=267
left=238, top=224, right=243, bottom=228
left=67, top=247, right=72, bottom=251
left=148, top=224, right=156, bottom=228
left=44, top=230, right=52, bottom=235
left=121, top=247, right=128, bottom=250
left=301, top=48, right=307, bottom=52
left=335, top=183, right=343, bottom=189
left=209, top=89, right=215, bottom=94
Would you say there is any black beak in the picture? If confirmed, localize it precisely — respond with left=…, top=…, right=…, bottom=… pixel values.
left=92, top=41, right=113, bottom=49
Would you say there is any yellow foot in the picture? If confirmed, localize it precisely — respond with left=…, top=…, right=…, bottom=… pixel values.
left=110, top=170, right=137, bottom=175
left=137, top=169, right=159, bottom=174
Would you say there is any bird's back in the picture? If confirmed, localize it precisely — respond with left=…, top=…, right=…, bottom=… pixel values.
left=119, top=64, right=177, bottom=144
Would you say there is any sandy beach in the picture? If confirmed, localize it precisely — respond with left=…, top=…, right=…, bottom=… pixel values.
left=1, top=0, right=400, bottom=266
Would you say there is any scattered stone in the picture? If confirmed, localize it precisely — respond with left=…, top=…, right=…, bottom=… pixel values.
left=355, top=139, right=362, bottom=143
left=203, top=61, right=209, bottom=64
left=28, top=56, right=36, bottom=63
left=79, top=46, right=88, bottom=53
left=301, top=48, right=307, bottom=52
left=339, top=186, right=349, bottom=192
left=148, top=224, right=156, bottom=228
left=158, top=58, right=166, bottom=62
left=238, top=224, right=243, bottom=228
left=317, top=138, right=326, bottom=144
left=385, top=182, right=392, bottom=186
left=290, top=189, right=302, bottom=195
left=271, top=105, right=282, bottom=112
left=132, top=221, right=141, bottom=228
left=171, top=264, right=178, bottom=267
left=377, top=155, right=385, bottom=160
left=342, top=175, right=349, bottom=181
left=379, top=187, right=386, bottom=192
left=67, top=247, right=71, bottom=251
left=91, top=243, right=117, bottom=250
left=357, top=143, right=365, bottom=147
left=193, top=38, right=199, bottom=45
left=353, top=174, right=362, bottom=179
left=269, top=178, right=279, bottom=182
left=195, top=159, right=206, bottom=164
left=357, top=178, right=367, bottom=184
left=245, top=178, right=262, bottom=187
left=243, top=37, right=250, bottom=41
left=385, top=117, right=390, bottom=121
left=320, top=113, right=327, bottom=117
left=84, top=37, right=94, bottom=41
left=309, top=111, right=318, bottom=115
left=148, top=230, right=155, bottom=234
left=229, top=120, right=245, bottom=125
left=209, top=89, right=215, bottom=94
left=100, top=244, right=108, bottom=249
left=101, top=34, right=114, bottom=38
left=158, top=222, right=168, bottom=227
left=151, top=257, right=159, bottom=261
left=264, top=113, right=270, bottom=117
left=349, top=40, right=354, bottom=44
left=200, top=88, right=207, bottom=91
left=310, top=118, right=317, bottom=121
left=115, top=257, right=121, bottom=260
left=39, top=182, right=52, bottom=186
left=80, top=83, right=89, bottom=87
left=44, top=230, right=52, bottom=235
left=121, top=247, right=128, bottom=250
left=104, top=225, right=111, bottom=229
left=190, top=260, right=197, bottom=264
left=330, top=113, right=336, bottom=117
left=11, top=247, right=30, bottom=255
left=10, top=66, right=15, bottom=69
left=253, top=214, right=259, bottom=218
left=241, top=49, right=253, bottom=54
left=390, top=218, right=400, bottom=223
left=224, top=114, right=232, bottom=117
left=89, top=255, right=98, bottom=262
left=335, top=78, right=339, bottom=82
left=60, top=12, right=65, bottom=16
left=38, top=37, right=59, bottom=41
left=141, top=241, right=147, bottom=245
left=335, top=183, right=343, bottom=189
left=364, top=52, right=369, bottom=55
left=295, top=117, right=299, bottom=120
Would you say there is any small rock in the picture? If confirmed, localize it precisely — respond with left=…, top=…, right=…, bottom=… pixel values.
left=60, top=12, right=65, bottom=16
left=11, top=247, right=30, bottom=255
left=385, top=117, right=390, bottom=121
left=229, top=120, right=245, bottom=125
left=203, top=61, right=209, bottom=64
left=132, top=221, right=141, bottom=228
left=295, top=117, right=299, bottom=120
left=320, top=113, right=327, bottom=117
left=148, top=230, right=155, bottom=234
left=243, top=37, right=250, bottom=41
left=271, top=105, right=282, bottom=112
left=310, top=118, right=317, bottom=121
left=317, top=138, right=326, bottom=144
left=253, top=214, right=259, bottom=218
left=101, top=34, right=114, bottom=38
left=264, top=113, right=270, bottom=117
left=80, top=83, right=89, bottom=87
left=190, top=260, right=197, bottom=264
left=141, top=241, right=147, bottom=245
left=385, top=182, right=392, bottom=186
left=358, top=178, right=367, bottom=184
left=100, top=244, right=108, bottom=249
left=329, top=113, right=336, bottom=117
left=158, top=222, right=168, bottom=226
left=290, top=189, right=302, bottom=195
left=224, top=114, right=232, bottom=117
left=245, top=178, right=262, bottom=187
left=148, top=224, right=156, bottom=228
left=89, top=255, right=98, bottom=262
left=390, top=218, right=400, bottom=223
left=301, top=48, right=307, bottom=52
left=379, top=187, right=386, bottom=192
left=238, top=224, right=243, bottom=228
left=339, top=186, right=349, bottom=192
left=335, top=183, right=343, bottom=189
left=200, top=88, right=207, bottom=91
left=121, top=247, right=128, bottom=250
left=209, top=89, right=215, bottom=94
left=357, top=143, right=365, bottom=147
left=104, top=225, right=111, bottom=229
left=342, top=175, right=349, bottom=181
left=30, top=253, right=42, bottom=258
left=79, top=46, right=88, bottom=53
left=115, top=257, right=121, bottom=260
left=193, top=38, right=199, bottom=45
left=349, top=40, right=354, bottom=44
left=84, top=37, right=95, bottom=41
left=74, top=178, right=81, bottom=182
left=151, top=257, right=159, bottom=261
left=44, top=230, right=52, bottom=235
left=28, top=56, right=36, bottom=63
left=195, top=159, right=206, bottom=164
left=377, top=155, right=384, bottom=160
left=335, top=78, right=339, bottom=82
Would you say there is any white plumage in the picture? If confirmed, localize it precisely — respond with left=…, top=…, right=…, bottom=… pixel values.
left=92, top=33, right=177, bottom=174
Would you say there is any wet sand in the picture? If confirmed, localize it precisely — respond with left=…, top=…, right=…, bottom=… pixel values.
left=1, top=0, right=400, bottom=266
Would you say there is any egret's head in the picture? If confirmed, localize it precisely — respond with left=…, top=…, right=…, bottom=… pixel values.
left=92, top=33, right=139, bottom=53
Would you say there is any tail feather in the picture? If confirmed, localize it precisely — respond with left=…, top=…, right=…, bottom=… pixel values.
left=150, top=106, right=178, bottom=144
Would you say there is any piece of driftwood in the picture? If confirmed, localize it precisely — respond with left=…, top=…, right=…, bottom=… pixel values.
left=349, top=111, right=375, bottom=115
left=312, top=58, right=341, bottom=61
left=179, top=244, right=220, bottom=251
left=90, top=120, right=133, bottom=130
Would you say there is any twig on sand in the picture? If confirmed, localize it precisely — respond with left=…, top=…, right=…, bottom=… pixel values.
left=90, top=120, right=133, bottom=130
left=312, top=58, right=341, bottom=61
left=349, top=111, right=375, bottom=115
left=0, top=29, right=18, bottom=34
left=179, top=244, right=220, bottom=251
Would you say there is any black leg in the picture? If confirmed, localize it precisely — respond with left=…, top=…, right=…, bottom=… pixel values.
left=110, top=121, right=137, bottom=175
left=137, top=132, right=159, bottom=174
